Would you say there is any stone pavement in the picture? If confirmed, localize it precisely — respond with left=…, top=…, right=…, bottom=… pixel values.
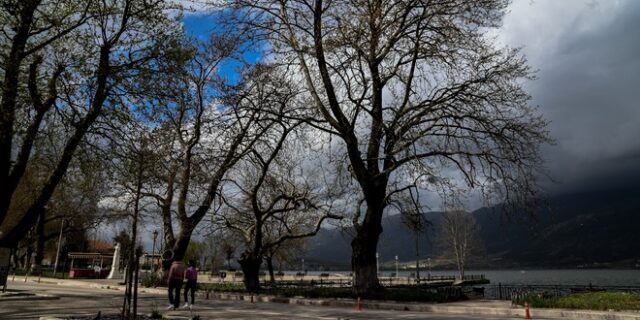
left=3, top=276, right=640, bottom=320
left=0, top=280, right=515, bottom=320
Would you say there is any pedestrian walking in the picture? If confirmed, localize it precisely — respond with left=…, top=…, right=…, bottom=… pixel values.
left=167, top=260, right=185, bottom=310
left=183, top=260, right=198, bottom=309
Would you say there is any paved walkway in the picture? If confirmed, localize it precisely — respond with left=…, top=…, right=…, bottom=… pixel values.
left=3, top=276, right=640, bottom=319
left=1, top=280, right=515, bottom=320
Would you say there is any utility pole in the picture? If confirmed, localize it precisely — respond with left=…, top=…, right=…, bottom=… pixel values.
left=152, top=230, right=158, bottom=271
left=395, top=255, right=398, bottom=279
left=427, top=257, right=432, bottom=281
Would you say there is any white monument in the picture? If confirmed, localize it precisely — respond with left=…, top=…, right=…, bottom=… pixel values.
left=107, top=243, right=124, bottom=279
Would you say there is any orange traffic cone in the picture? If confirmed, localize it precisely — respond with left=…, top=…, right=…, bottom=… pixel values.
left=524, top=302, right=531, bottom=319
left=355, top=297, right=363, bottom=312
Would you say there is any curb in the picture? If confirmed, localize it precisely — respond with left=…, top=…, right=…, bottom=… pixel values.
left=204, top=292, right=640, bottom=320
left=13, top=276, right=167, bottom=295
left=0, top=293, right=59, bottom=301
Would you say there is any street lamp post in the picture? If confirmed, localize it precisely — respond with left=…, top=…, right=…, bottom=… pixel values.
left=53, top=219, right=65, bottom=277
left=152, top=230, right=158, bottom=271
left=395, top=255, right=398, bottom=279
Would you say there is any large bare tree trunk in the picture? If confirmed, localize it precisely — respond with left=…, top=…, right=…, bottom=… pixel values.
left=171, top=232, right=193, bottom=262
left=24, top=244, right=33, bottom=271
left=351, top=175, right=387, bottom=297
left=351, top=197, right=385, bottom=296
left=266, top=255, right=275, bottom=284
left=238, top=253, right=262, bottom=293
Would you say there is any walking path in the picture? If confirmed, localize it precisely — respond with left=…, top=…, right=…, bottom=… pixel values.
left=3, top=276, right=640, bottom=319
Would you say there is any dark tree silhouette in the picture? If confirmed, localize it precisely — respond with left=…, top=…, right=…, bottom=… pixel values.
left=228, top=0, right=550, bottom=295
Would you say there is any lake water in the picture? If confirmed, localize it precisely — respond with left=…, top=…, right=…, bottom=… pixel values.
left=299, top=269, right=640, bottom=287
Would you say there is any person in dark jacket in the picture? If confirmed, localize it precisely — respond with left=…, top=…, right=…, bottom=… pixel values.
left=182, top=260, right=198, bottom=308
left=167, top=260, right=185, bottom=310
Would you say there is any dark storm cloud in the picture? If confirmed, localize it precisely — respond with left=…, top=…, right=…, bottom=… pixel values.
left=502, top=0, right=640, bottom=194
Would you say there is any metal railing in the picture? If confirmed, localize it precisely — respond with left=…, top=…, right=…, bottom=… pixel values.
left=256, top=273, right=487, bottom=288
left=207, top=272, right=487, bottom=289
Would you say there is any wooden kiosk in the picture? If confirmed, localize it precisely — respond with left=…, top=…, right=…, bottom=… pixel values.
left=68, top=252, right=113, bottom=279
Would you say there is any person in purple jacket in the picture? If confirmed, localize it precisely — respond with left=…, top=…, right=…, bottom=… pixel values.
left=182, top=260, right=198, bottom=308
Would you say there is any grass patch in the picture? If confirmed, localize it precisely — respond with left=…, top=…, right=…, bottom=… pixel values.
left=197, top=283, right=462, bottom=303
left=514, top=292, right=640, bottom=311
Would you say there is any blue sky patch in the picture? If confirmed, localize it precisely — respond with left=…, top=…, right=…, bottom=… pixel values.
left=183, top=14, right=263, bottom=85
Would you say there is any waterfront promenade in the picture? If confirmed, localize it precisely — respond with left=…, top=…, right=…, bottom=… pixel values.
left=2, top=276, right=640, bottom=319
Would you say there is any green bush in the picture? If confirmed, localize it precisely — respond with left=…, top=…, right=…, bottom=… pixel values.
left=268, top=287, right=354, bottom=299
left=141, top=272, right=160, bottom=288
left=198, top=282, right=245, bottom=293
left=514, top=292, right=640, bottom=311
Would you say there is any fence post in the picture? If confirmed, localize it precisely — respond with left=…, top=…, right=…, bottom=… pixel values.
left=499, top=283, right=503, bottom=300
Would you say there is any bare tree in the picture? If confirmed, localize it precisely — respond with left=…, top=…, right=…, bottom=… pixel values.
left=395, top=191, right=429, bottom=281
left=201, top=230, right=227, bottom=275
left=0, top=0, right=182, bottom=247
left=113, top=133, right=153, bottom=320
left=226, top=0, right=550, bottom=295
left=201, top=228, right=243, bottom=272
left=35, top=156, right=107, bottom=273
left=0, top=0, right=91, bottom=228
left=263, top=237, right=306, bottom=283
left=436, top=210, right=484, bottom=280
left=218, top=67, right=341, bottom=292
left=139, top=34, right=270, bottom=262
left=222, top=240, right=237, bottom=270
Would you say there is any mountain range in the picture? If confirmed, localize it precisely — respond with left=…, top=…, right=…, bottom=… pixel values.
left=304, top=188, right=640, bottom=269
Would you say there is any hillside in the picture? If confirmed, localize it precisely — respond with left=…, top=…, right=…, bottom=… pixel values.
left=304, top=188, right=640, bottom=269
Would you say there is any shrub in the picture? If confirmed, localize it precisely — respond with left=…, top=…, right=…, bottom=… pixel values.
left=149, top=305, right=162, bottom=319
left=141, top=272, right=160, bottom=288
left=198, top=282, right=245, bottom=293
